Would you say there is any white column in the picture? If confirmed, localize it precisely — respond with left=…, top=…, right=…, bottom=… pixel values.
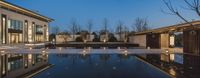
left=28, top=23, right=32, bottom=43
left=46, top=25, right=49, bottom=41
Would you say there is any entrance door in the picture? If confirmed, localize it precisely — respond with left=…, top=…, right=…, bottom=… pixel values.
left=183, top=29, right=200, bottom=55
left=11, top=33, right=19, bottom=43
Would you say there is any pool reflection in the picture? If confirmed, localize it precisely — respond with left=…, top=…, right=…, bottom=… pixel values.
left=34, top=54, right=171, bottom=78
left=0, top=53, right=48, bottom=78
left=137, top=53, right=200, bottom=78
left=0, top=52, right=199, bottom=78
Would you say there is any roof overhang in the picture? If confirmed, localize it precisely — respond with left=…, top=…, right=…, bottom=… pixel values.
left=134, top=21, right=200, bottom=35
left=0, top=1, right=54, bottom=22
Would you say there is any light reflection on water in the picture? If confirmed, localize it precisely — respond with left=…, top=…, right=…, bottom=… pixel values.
left=33, top=54, right=171, bottom=78
left=0, top=49, right=199, bottom=78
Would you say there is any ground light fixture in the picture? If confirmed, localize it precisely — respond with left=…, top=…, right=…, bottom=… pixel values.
left=103, top=39, right=106, bottom=43
left=165, top=49, right=169, bottom=55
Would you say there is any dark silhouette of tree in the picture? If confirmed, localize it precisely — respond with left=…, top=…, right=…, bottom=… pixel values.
left=87, top=20, right=93, bottom=40
left=92, top=32, right=100, bottom=42
left=116, top=21, right=124, bottom=41
left=133, top=17, right=149, bottom=32
left=108, top=33, right=118, bottom=42
left=70, top=18, right=81, bottom=40
left=49, top=33, right=56, bottom=41
left=162, top=0, right=200, bottom=25
left=102, top=18, right=109, bottom=41
left=80, top=30, right=89, bottom=41
left=123, top=25, right=129, bottom=42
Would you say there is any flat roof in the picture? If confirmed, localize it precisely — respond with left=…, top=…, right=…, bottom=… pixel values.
left=0, top=1, right=54, bottom=22
left=134, top=21, right=200, bottom=35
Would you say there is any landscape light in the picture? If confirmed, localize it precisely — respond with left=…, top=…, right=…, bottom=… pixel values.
left=103, top=39, right=106, bottom=43
left=29, top=47, right=32, bottom=50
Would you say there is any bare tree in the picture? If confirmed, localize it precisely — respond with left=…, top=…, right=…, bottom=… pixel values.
left=133, top=17, right=149, bottom=32
left=87, top=20, right=93, bottom=40
left=123, top=26, right=129, bottom=42
left=80, top=30, right=89, bottom=41
left=116, top=21, right=124, bottom=41
left=162, top=0, right=200, bottom=25
left=103, top=18, right=108, bottom=33
left=184, top=0, right=200, bottom=16
left=102, top=18, right=109, bottom=41
left=70, top=19, right=80, bottom=40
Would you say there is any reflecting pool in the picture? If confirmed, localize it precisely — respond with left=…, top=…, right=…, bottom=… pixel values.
left=33, top=54, right=171, bottom=78
left=0, top=49, right=199, bottom=78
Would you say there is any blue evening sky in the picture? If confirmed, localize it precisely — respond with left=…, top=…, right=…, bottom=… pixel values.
left=6, top=0, right=199, bottom=32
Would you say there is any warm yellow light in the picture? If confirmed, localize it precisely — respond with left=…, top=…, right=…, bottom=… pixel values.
left=103, top=39, right=106, bottom=43
left=83, top=50, right=86, bottom=53
left=1, top=51, right=5, bottom=55
left=1, top=50, right=5, bottom=53
left=2, top=70, right=5, bottom=75
left=166, top=50, right=169, bottom=53
left=169, top=68, right=176, bottom=76
left=28, top=54, right=32, bottom=60
left=124, top=50, right=128, bottom=53
left=29, top=47, right=32, bottom=50
left=170, top=54, right=175, bottom=61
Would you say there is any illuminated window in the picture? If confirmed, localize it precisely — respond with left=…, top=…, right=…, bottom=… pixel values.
left=8, top=19, right=23, bottom=30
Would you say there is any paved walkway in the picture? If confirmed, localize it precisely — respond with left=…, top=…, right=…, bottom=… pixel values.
left=1, top=49, right=183, bottom=54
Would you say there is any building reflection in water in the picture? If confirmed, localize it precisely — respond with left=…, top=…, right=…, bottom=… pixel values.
left=137, top=53, right=200, bottom=78
left=0, top=52, right=48, bottom=78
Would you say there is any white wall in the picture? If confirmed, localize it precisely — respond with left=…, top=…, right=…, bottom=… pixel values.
left=56, top=35, right=94, bottom=43
left=129, top=35, right=146, bottom=47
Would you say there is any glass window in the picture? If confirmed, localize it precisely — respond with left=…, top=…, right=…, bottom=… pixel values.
left=8, top=19, right=23, bottom=30
left=36, top=25, right=43, bottom=32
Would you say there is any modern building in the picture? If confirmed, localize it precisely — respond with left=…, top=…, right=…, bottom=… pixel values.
left=56, top=34, right=95, bottom=43
left=0, top=1, right=53, bottom=44
left=129, top=21, right=200, bottom=54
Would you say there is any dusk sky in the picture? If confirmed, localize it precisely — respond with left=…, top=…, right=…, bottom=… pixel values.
left=6, top=0, right=199, bottom=32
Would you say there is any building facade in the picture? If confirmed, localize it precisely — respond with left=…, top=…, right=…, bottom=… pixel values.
left=129, top=21, right=200, bottom=50
left=0, top=1, right=53, bottom=44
